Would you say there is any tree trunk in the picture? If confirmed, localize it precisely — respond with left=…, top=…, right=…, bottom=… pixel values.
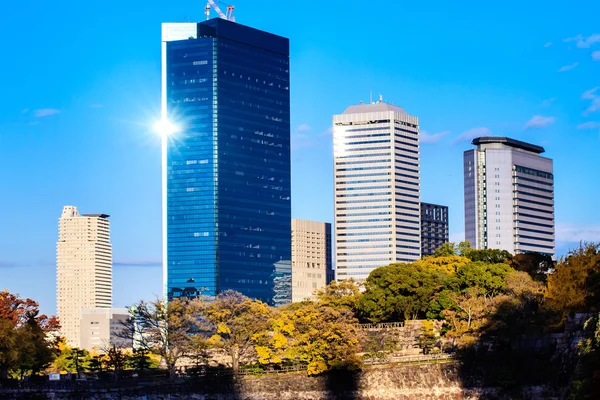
left=167, top=362, right=177, bottom=380
left=232, top=348, right=239, bottom=374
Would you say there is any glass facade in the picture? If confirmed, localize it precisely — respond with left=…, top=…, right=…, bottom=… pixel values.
left=164, top=19, right=291, bottom=305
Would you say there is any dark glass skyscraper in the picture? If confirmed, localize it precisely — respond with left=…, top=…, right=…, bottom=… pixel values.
left=161, top=19, right=291, bottom=305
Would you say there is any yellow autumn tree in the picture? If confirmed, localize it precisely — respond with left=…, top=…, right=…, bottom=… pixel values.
left=201, top=291, right=274, bottom=374
left=283, top=301, right=362, bottom=375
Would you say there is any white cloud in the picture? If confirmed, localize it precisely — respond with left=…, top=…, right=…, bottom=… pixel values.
left=539, top=98, right=556, bottom=107
left=420, top=130, right=450, bottom=144
left=291, top=133, right=314, bottom=150
left=556, top=224, right=600, bottom=246
left=577, top=121, right=600, bottom=130
left=113, top=259, right=162, bottom=268
left=33, top=108, right=61, bottom=118
left=558, top=62, right=579, bottom=72
left=582, top=87, right=600, bottom=100
left=544, top=42, right=553, bottom=48
left=453, top=127, right=492, bottom=143
left=524, top=115, right=556, bottom=129
left=322, top=127, right=333, bottom=136
left=581, top=87, right=600, bottom=115
left=295, top=124, right=311, bottom=133
left=593, top=51, right=600, bottom=61
left=564, top=34, right=600, bottom=48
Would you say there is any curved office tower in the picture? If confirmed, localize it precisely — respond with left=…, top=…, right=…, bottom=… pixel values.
left=464, top=137, right=555, bottom=256
left=161, top=19, right=291, bottom=305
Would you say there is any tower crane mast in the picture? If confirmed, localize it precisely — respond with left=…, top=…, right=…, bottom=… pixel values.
left=205, top=0, right=236, bottom=22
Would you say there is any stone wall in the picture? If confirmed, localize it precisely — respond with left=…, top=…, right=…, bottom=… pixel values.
left=1, top=363, right=559, bottom=400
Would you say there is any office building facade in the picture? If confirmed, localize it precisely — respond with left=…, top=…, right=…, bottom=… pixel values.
left=80, top=308, right=131, bottom=352
left=56, top=206, right=112, bottom=347
left=161, top=19, right=291, bottom=304
left=291, top=219, right=333, bottom=302
left=333, top=100, right=421, bottom=280
left=420, top=203, right=449, bottom=256
left=464, top=137, right=555, bottom=256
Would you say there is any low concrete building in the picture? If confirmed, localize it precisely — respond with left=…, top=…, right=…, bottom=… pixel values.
left=79, top=308, right=131, bottom=352
left=292, top=219, right=333, bottom=302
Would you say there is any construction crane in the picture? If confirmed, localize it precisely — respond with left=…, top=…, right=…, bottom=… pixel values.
left=205, top=0, right=236, bottom=22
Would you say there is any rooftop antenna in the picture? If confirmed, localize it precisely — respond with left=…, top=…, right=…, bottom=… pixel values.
left=379, top=94, right=383, bottom=103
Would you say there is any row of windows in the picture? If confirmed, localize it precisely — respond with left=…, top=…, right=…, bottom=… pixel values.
left=514, top=190, right=554, bottom=201
left=337, top=211, right=391, bottom=217
left=336, top=152, right=390, bottom=159
left=336, top=166, right=390, bottom=172
left=516, top=197, right=554, bottom=208
left=336, top=198, right=391, bottom=204
left=337, top=257, right=392, bottom=263
left=515, top=175, right=554, bottom=187
left=336, top=172, right=390, bottom=179
left=394, top=157, right=419, bottom=167
left=338, top=224, right=392, bottom=230
left=515, top=212, right=554, bottom=222
left=515, top=165, right=553, bottom=180
left=337, top=251, right=392, bottom=256
left=336, top=185, right=391, bottom=191
left=336, top=238, right=392, bottom=243
left=335, top=159, right=390, bottom=166
left=338, top=218, right=392, bottom=224
left=344, top=139, right=390, bottom=146
left=515, top=182, right=554, bottom=194
left=337, top=178, right=390, bottom=185
left=394, top=147, right=419, bottom=159
left=345, top=146, right=391, bottom=153
left=516, top=234, right=554, bottom=243
left=336, top=192, right=392, bottom=198
left=338, top=231, right=393, bottom=237
left=394, top=139, right=419, bottom=149
left=516, top=205, right=554, bottom=215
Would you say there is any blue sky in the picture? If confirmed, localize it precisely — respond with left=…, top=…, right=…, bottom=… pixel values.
left=1, top=0, right=599, bottom=316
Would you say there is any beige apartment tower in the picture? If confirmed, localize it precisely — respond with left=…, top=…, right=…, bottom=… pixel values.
left=291, top=219, right=333, bottom=302
left=56, top=206, right=112, bottom=347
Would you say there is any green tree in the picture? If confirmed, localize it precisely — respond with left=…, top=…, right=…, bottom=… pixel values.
left=359, top=262, right=449, bottom=322
left=313, top=279, right=363, bottom=311
left=65, top=347, right=89, bottom=378
left=569, top=313, right=600, bottom=399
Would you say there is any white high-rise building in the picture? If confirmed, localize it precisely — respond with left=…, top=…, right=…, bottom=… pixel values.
left=464, top=137, right=555, bottom=256
left=333, top=99, right=421, bottom=281
left=56, top=206, right=112, bottom=347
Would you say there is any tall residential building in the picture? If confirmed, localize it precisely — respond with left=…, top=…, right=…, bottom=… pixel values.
left=80, top=308, right=131, bottom=352
left=291, top=219, right=333, bottom=302
left=464, top=137, right=555, bottom=256
left=420, top=203, right=449, bottom=256
left=161, top=19, right=291, bottom=305
left=56, top=206, right=112, bottom=347
left=333, top=99, right=421, bottom=280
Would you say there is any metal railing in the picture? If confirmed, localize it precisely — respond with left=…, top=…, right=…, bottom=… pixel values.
left=356, top=322, right=405, bottom=330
